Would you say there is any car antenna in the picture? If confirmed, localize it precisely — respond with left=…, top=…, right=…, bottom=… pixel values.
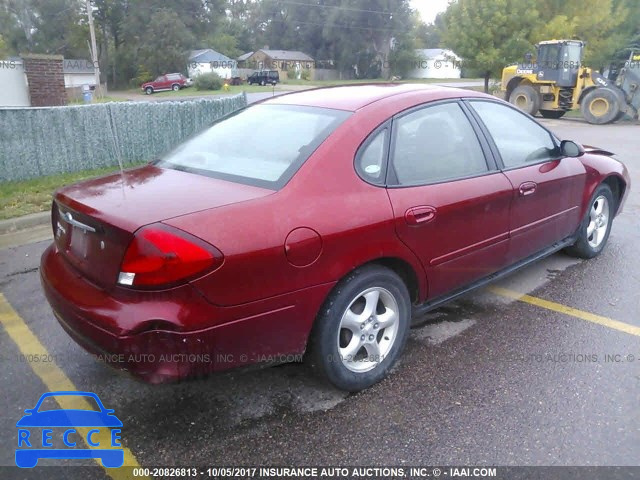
left=107, top=104, right=125, bottom=178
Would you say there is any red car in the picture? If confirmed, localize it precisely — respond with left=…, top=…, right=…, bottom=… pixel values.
left=41, top=84, right=630, bottom=391
left=141, top=73, right=191, bottom=95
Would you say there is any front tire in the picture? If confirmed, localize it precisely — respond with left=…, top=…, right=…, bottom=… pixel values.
left=581, top=88, right=620, bottom=125
left=509, top=85, right=540, bottom=116
left=145, top=87, right=153, bottom=95
left=565, top=184, right=615, bottom=259
left=171, top=84, right=180, bottom=92
left=307, top=265, right=411, bottom=391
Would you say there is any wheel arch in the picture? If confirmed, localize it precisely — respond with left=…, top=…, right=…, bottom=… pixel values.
left=577, top=86, right=598, bottom=105
left=602, top=174, right=627, bottom=216
left=367, top=257, right=422, bottom=304
left=578, top=171, right=628, bottom=221
left=312, top=254, right=426, bottom=331
left=506, top=76, right=530, bottom=99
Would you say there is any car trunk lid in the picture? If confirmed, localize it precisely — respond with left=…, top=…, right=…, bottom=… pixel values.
left=53, top=165, right=274, bottom=288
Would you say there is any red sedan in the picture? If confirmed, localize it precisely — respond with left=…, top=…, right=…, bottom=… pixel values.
left=41, top=84, right=630, bottom=391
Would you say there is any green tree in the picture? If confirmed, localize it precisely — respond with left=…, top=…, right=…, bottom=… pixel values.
left=206, top=32, right=242, bottom=59
left=138, top=9, right=194, bottom=76
left=0, top=0, right=87, bottom=57
left=30, top=0, right=87, bottom=57
left=93, top=0, right=127, bottom=86
left=443, top=0, right=538, bottom=92
left=0, top=34, right=7, bottom=57
left=612, top=0, right=640, bottom=61
left=414, top=12, right=445, bottom=49
left=532, top=0, right=629, bottom=69
left=321, top=0, right=414, bottom=79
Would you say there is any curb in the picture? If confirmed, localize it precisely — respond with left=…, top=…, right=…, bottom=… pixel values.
left=0, top=211, right=50, bottom=235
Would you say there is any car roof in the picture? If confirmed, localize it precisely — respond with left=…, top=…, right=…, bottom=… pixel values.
left=262, top=83, right=490, bottom=111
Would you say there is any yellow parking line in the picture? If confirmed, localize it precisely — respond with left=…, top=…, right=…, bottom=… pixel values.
left=489, top=286, right=640, bottom=337
left=0, top=293, right=147, bottom=480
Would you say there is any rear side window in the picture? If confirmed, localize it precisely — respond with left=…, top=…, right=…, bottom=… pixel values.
left=157, top=104, right=351, bottom=189
left=469, top=101, right=559, bottom=168
left=391, top=102, right=489, bottom=185
left=356, top=128, right=388, bottom=184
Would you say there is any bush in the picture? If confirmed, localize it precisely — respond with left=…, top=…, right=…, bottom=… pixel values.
left=130, top=65, right=153, bottom=88
left=301, top=68, right=311, bottom=81
left=286, top=66, right=297, bottom=80
left=194, top=72, right=223, bottom=91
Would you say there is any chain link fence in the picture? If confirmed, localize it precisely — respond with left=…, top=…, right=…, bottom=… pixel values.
left=0, top=94, right=247, bottom=182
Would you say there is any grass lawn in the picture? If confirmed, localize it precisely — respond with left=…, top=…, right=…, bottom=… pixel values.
left=150, top=84, right=275, bottom=97
left=109, top=78, right=484, bottom=101
left=0, top=164, right=144, bottom=221
left=69, top=95, right=126, bottom=105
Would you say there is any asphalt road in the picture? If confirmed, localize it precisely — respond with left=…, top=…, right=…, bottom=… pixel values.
left=0, top=119, right=638, bottom=479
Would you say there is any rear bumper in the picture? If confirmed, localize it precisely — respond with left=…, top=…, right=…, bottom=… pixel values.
left=40, top=244, right=333, bottom=383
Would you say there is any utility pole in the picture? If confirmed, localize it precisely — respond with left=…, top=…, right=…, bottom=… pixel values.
left=86, top=0, right=102, bottom=98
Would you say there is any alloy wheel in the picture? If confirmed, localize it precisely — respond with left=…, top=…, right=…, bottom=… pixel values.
left=587, top=195, right=610, bottom=248
left=337, top=287, right=399, bottom=373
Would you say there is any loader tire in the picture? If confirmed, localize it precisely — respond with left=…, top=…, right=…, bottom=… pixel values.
left=581, top=88, right=620, bottom=125
left=509, top=85, right=540, bottom=116
left=539, top=110, right=566, bottom=119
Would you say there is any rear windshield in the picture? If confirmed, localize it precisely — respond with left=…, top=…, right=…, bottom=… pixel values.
left=156, top=104, right=351, bottom=189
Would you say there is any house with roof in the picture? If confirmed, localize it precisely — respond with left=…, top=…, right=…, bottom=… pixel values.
left=408, top=49, right=461, bottom=79
left=63, top=59, right=96, bottom=88
left=239, top=48, right=315, bottom=80
left=236, top=51, right=254, bottom=68
left=188, top=49, right=237, bottom=79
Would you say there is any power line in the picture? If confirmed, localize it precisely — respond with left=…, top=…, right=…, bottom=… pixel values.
left=276, top=0, right=395, bottom=16
left=266, top=17, right=403, bottom=32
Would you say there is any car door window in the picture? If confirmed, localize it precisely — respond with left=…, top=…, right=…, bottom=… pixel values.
left=391, top=102, right=489, bottom=185
left=469, top=101, right=559, bottom=168
left=356, top=128, right=388, bottom=184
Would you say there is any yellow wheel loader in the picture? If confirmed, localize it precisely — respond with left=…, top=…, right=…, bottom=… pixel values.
left=501, top=40, right=639, bottom=124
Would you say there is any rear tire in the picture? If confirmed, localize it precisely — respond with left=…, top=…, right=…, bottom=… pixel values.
left=581, top=88, right=620, bottom=125
left=509, top=85, right=540, bottom=116
left=306, top=265, right=411, bottom=392
left=539, top=109, right=566, bottom=119
left=565, top=184, right=615, bottom=259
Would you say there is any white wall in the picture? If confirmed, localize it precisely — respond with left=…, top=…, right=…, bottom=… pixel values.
left=188, top=62, right=235, bottom=80
left=0, top=60, right=30, bottom=107
left=64, top=73, right=96, bottom=88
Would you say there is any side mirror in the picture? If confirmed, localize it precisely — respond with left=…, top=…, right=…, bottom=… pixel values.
left=560, top=140, right=585, bottom=158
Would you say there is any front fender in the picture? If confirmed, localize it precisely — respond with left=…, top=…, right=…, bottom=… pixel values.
left=579, top=153, right=630, bottom=218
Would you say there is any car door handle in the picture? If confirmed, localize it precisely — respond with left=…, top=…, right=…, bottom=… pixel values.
left=518, top=182, right=538, bottom=196
left=405, top=206, right=437, bottom=225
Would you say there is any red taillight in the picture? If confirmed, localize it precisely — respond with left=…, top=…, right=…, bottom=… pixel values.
left=118, top=225, right=223, bottom=288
